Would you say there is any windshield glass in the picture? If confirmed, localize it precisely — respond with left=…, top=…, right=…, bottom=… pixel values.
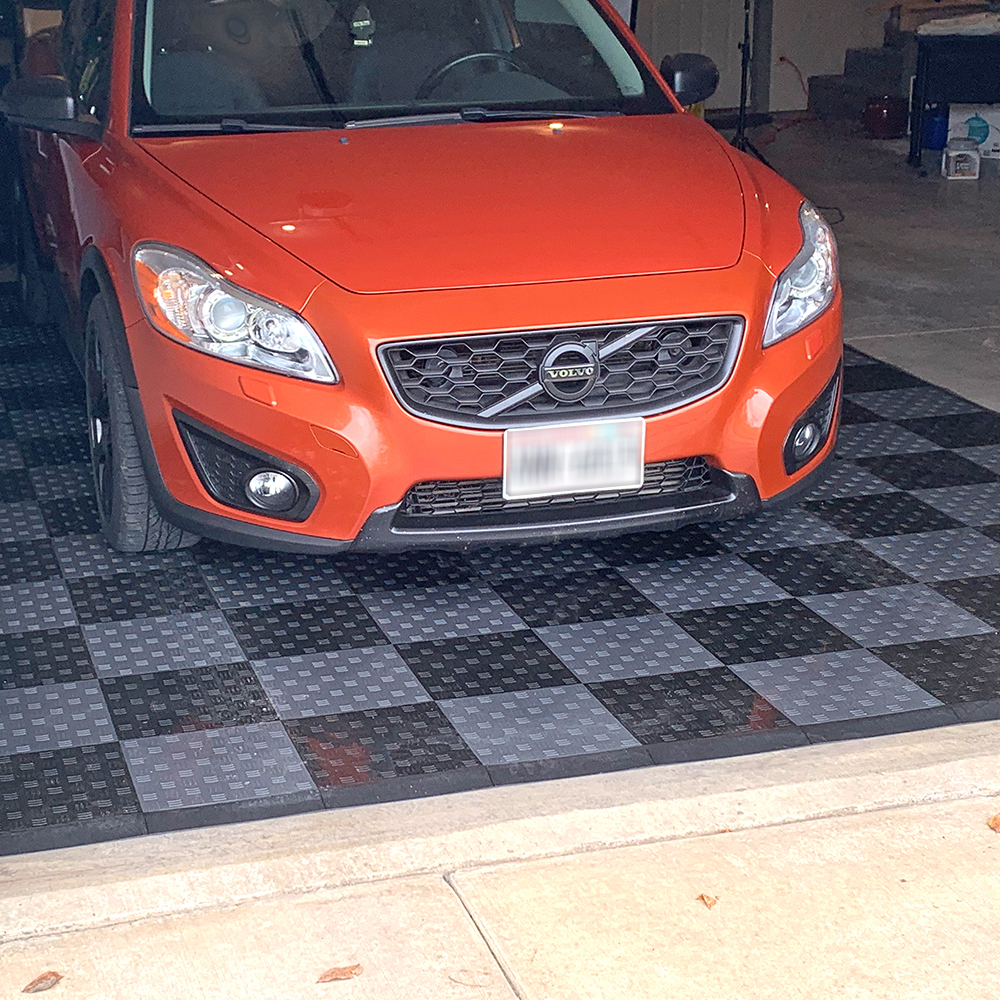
left=130, top=0, right=672, bottom=129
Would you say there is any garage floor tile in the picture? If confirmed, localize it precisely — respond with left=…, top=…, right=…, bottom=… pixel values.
left=860, top=528, right=1000, bottom=582
left=0, top=680, right=114, bottom=755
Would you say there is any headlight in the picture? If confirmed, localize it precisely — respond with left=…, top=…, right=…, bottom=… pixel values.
left=132, top=244, right=338, bottom=383
left=762, top=203, right=838, bottom=348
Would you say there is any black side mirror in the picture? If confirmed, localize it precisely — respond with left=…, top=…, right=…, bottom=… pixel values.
left=660, top=53, right=719, bottom=107
left=0, top=75, right=102, bottom=139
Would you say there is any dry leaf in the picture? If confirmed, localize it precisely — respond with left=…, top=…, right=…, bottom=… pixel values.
left=317, top=964, right=363, bottom=983
left=696, top=894, right=718, bottom=910
left=988, top=813, right=1000, bottom=833
left=22, top=971, right=63, bottom=994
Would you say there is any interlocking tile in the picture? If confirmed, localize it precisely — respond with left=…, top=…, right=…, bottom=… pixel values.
left=67, top=566, right=216, bottom=624
left=802, top=584, right=994, bottom=647
left=0, top=627, right=96, bottom=689
left=706, top=510, right=849, bottom=553
left=469, top=540, right=610, bottom=580
left=983, top=525, right=1000, bottom=544
left=933, top=574, right=1000, bottom=629
left=859, top=451, right=998, bottom=490
left=835, top=422, right=937, bottom=459
left=490, top=570, right=659, bottom=628
left=839, top=399, right=882, bottom=425
left=743, top=542, right=914, bottom=596
left=0, top=381, right=84, bottom=411
left=0, top=581, right=77, bottom=634
left=54, top=534, right=195, bottom=579
left=9, top=407, right=87, bottom=439
left=671, top=599, right=858, bottom=665
left=619, top=554, right=789, bottom=612
left=332, top=549, right=477, bottom=591
left=803, top=492, right=963, bottom=539
left=914, top=483, right=1000, bottom=527
left=28, top=463, right=94, bottom=501
left=225, top=597, right=388, bottom=660
left=958, top=445, right=1000, bottom=474
left=16, top=435, right=89, bottom=468
left=0, top=468, right=34, bottom=502
left=0, top=413, right=11, bottom=438
left=588, top=669, right=793, bottom=744
left=536, top=614, right=721, bottom=683
left=861, top=528, right=1000, bottom=582
left=359, top=582, right=526, bottom=642
left=101, top=663, right=275, bottom=740
left=593, top=526, right=726, bottom=567
left=0, top=501, right=49, bottom=544
left=253, top=647, right=430, bottom=719
left=899, top=412, right=1000, bottom=449
left=730, top=649, right=942, bottom=725
left=440, top=685, right=639, bottom=765
left=0, top=359, right=81, bottom=390
left=843, top=363, right=927, bottom=393
left=0, top=439, right=24, bottom=470
left=0, top=743, right=141, bottom=838
left=0, top=681, right=114, bottom=754
left=396, top=631, right=577, bottom=699
left=802, top=459, right=899, bottom=501
left=0, top=538, right=61, bottom=583
left=83, top=611, right=246, bottom=677
left=286, top=702, right=482, bottom=795
left=853, top=386, right=981, bottom=421
left=38, top=496, right=102, bottom=536
left=842, top=345, right=877, bottom=366
left=876, top=633, right=1000, bottom=705
left=122, top=721, right=317, bottom=812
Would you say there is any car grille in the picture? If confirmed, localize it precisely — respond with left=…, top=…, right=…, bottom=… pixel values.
left=395, top=458, right=729, bottom=529
left=378, top=318, right=743, bottom=428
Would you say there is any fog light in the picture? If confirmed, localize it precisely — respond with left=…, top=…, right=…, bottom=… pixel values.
left=792, top=423, right=820, bottom=460
left=245, top=470, right=299, bottom=512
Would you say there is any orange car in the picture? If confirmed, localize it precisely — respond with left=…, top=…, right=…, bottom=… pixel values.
left=1, top=0, right=841, bottom=553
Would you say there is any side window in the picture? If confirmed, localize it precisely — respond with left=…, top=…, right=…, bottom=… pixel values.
left=61, top=0, right=116, bottom=120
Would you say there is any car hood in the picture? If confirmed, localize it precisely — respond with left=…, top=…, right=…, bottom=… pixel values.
left=138, top=114, right=745, bottom=294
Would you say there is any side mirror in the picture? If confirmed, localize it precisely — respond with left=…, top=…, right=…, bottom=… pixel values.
left=660, top=53, right=719, bottom=107
left=0, top=75, right=102, bottom=139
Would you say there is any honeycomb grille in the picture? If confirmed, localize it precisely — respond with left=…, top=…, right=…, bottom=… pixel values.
left=378, top=318, right=743, bottom=428
left=400, top=458, right=716, bottom=520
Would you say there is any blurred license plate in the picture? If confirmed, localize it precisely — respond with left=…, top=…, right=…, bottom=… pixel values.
left=503, top=418, right=645, bottom=500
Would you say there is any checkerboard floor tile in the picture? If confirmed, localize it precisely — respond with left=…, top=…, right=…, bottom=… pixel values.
left=0, top=286, right=997, bottom=853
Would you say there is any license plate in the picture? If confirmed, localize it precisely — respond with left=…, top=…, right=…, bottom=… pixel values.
left=503, top=418, right=645, bottom=501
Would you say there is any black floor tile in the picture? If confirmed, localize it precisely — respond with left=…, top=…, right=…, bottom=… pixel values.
left=16, top=435, right=89, bottom=468
left=742, top=542, right=915, bottom=596
left=840, top=399, right=882, bottom=425
left=491, top=570, right=659, bottom=627
left=859, top=451, right=999, bottom=490
left=588, top=669, right=794, bottom=744
left=226, top=597, right=388, bottom=659
left=286, top=702, right=483, bottom=800
left=0, top=537, right=62, bottom=584
left=670, top=600, right=858, bottom=665
left=396, top=631, right=577, bottom=699
left=980, top=524, right=1000, bottom=544
left=595, top=525, right=726, bottom=566
left=332, top=550, right=477, bottom=591
left=38, top=496, right=102, bottom=536
left=843, top=363, right=928, bottom=393
left=899, top=412, right=1000, bottom=449
left=0, top=468, right=35, bottom=503
left=803, top=705, right=960, bottom=743
left=932, top=574, right=1000, bottom=629
left=101, top=663, right=275, bottom=740
left=142, top=790, right=322, bottom=834
left=67, top=566, right=217, bottom=624
left=876, top=633, right=1000, bottom=705
left=0, top=413, right=13, bottom=439
left=0, top=381, right=84, bottom=411
left=802, top=492, right=962, bottom=539
left=0, top=627, right=96, bottom=689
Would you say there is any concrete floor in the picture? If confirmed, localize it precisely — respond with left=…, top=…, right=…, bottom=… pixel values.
left=761, top=120, right=1000, bottom=412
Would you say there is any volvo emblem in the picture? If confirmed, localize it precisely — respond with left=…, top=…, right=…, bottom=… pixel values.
left=539, top=342, right=601, bottom=402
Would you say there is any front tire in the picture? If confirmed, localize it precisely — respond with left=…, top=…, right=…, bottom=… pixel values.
left=84, top=294, right=200, bottom=552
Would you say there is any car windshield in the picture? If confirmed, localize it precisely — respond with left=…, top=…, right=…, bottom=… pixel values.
left=129, top=0, right=672, bottom=130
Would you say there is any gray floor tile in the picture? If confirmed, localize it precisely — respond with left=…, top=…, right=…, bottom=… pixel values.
left=706, top=511, right=849, bottom=553
left=536, top=614, right=721, bottom=683
left=913, top=484, right=1000, bottom=527
left=802, top=584, right=994, bottom=647
left=958, top=445, right=1000, bottom=474
left=82, top=611, right=247, bottom=678
left=0, top=501, right=48, bottom=544
left=860, top=528, right=1000, bottom=582
left=54, top=535, right=197, bottom=578
left=0, top=580, right=77, bottom=634
left=253, top=646, right=430, bottom=719
left=801, top=460, right=900, bottom=501
left=835, top=422, right=938, bottom=459
left=359, top=582, right=526, bottom=642
left=121, top=721, right=318, bottom=812
left=29, top=465, right=94, bottom=501
left=0, top=680, right=114, bottom=754
left=9, top=407, right=87, bottom=438
left=850, top=387, right=981, bottom=421
left=440, top=685, right=639, bottom=765
left=198, top=558, right=353, bottom=609
left=469, top=541, right=610, bottom=581
left=730, top=649, right=943, bottom=725
left=620, top=555, right=790, bottom=612
left=0, top=440, right=24, bottom=470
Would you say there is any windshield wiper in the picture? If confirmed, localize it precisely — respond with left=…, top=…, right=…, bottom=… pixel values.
left=132, top=118, right=342, bottom=135
left=344, top=107, right=622, bottom=129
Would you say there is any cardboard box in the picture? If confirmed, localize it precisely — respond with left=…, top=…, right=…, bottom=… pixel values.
left=948, top=104, right=1000, bottom=157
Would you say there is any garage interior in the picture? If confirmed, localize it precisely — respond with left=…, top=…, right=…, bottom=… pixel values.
left=1, top=0, right=1000, bottom=858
